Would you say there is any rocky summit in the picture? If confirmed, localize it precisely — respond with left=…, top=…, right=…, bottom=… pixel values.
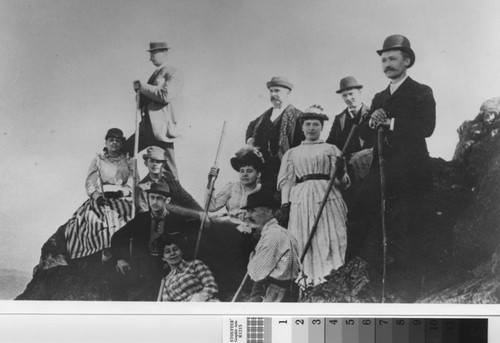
left=17, top=98, right=500, bottom=303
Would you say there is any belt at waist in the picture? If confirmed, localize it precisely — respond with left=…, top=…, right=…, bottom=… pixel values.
left=266, top=277, right=294, bottom=289
left=296, top=174, right=330, bottom=183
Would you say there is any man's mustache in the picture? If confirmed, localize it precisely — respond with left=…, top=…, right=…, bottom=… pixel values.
left=384, top=67, right=396, bottom=72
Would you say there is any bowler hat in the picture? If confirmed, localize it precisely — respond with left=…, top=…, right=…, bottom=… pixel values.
left=148, top=42, right=170, bottom=52
left=146, top=182, right=171, bottom=198
left=377, top=34, right=415, bottom=68
left=266, top=76, right=293, bottom=91
left=336, top=76, right=363, bottom=94
left=143, top=146, right=167, bottom=161
left=105, top=128, right=125, bottom=141
left=299, top=105, right=329, bottom=122
left=241, top=189, right=280, bottom=210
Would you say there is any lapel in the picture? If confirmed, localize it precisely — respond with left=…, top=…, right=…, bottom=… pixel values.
left=387, top=76, right=413, bottom=101
left=147, top=66, right=164, bottom=85
left=338, top=109, right=348, bottom=131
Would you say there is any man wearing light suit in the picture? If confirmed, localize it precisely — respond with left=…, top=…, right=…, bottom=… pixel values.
left=125, top=42, right=182, bottom=179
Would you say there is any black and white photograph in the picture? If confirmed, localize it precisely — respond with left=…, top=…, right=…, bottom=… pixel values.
left=1, top=0, right=500, bottom=326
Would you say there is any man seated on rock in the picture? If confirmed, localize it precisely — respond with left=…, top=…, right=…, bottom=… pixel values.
left=136, top=146, right=202, bottom=216
left=110, top=182, right=198, bottom=301
left=243, top=189, right=300, bottom=302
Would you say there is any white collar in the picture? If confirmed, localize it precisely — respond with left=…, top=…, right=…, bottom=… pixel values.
left=389, top=75, right=409, bottom=94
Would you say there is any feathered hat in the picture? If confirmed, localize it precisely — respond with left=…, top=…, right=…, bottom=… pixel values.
left=230, top=145, right=265, bottom=172
left=299, top=104, right=329, bottom=122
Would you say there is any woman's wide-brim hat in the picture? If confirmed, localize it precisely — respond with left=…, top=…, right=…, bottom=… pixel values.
left=336, top=76, right=363, bottom=94
left=376, top=34, right=415, bottom=68
left=143, top=146, right=167, bottom=161
left=145, top=182, right=171, bottom=198
left=241, top=189, right=280, bottom=210
left=105, top=128, right=126, bottom=141
left=299, top=105, right=329, bottom=122
left=230, top=146, right=265, bottom=172
left=148, top=42, right=170, bottom=52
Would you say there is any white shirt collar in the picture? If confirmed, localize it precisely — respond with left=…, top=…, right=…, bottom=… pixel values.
left=389, top=75, right=409, bottom=94
left=271, top=102, right=290, bottom=122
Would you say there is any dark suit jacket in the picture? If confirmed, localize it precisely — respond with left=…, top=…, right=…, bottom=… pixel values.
left=326, top=103, right=373, bottom=155
left=245, top=104, right=304, bottom=188
left=111, top=211, right=198, bottom=279
left=359, top=77, right=436, bottom=196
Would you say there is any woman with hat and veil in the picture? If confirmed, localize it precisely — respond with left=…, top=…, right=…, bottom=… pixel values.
left=278, top=106, right=350, bottom=287
left=63, top=128, right=135, bottom=261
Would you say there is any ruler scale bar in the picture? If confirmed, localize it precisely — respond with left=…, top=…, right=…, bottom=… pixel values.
left=223, top=317, right=488, bottom=343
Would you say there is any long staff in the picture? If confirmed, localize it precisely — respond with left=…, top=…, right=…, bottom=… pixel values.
left=377, top=127, right=388, bottom=303
left=231, top=273, right=249, bottom=302
left=193, top=121, right=227, bottom=259
left=299, top=125, right=358, bottom=267
left=131, top=90, right=141, bottom=216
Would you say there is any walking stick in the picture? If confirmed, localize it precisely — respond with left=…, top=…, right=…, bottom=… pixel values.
left=131, top=90, right=141, bottom=216
left=377, top=126, right=388, bottom=303
left=299, top=125, right=358, bottom=266
left=231, top=273, right=250, bottom=302
left=193, top=121, right=227, bottom=259
left=157, top=278, right=166, bottom=302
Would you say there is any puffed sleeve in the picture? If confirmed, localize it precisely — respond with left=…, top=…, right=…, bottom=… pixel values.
left=277, top=149, right=295, bottom=204
left=192, top=260, right=218, bottom=299
left=85, top=156, right=100, bottom=197
left=209, top=182, right=233, bottom=212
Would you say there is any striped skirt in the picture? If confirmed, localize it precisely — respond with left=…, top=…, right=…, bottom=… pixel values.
left=64, top=197, right=134, bottom=259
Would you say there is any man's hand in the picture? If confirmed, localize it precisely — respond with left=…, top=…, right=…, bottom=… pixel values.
left=116, top=259, right=131, bottom=275
left=133, top=80, right=141, bottom=92
left=370, top=108, right=391, bottom=129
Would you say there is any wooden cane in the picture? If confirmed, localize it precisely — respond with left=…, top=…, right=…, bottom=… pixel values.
left=231, top=273, right=249, bottom=302
left=299, top=125, right=358, bottom=265
left=131, top=90, right=141, bottom=216
left=193, top=121, right=227, bottom=259
left=378, top=126, right=388, bottom=303
left=157, top=278, right=166, bottom=302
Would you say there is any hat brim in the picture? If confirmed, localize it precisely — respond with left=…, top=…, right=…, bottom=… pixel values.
left=230, top=156, right=263, bottom=172
left=147, top=48, right=169, bottom=52
left=299, top=113, right=329, bottom=121
left=241, top=203, right=280, bottom=210
left=266, top=82, right=293, bottom=91
left=336, top=85, right=363, bottom=94
left=145, top=189, right=171, bottom=197
left=142, top=154, right=167, bottom=161
left=376, top=47, right=415, bottom=68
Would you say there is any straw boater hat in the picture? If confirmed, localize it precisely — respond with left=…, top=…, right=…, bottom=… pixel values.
left=147, top=42, right=170, bottom=52
left=145, top=182, right=171, bottom=198
left=266, top=76, right=294, bottom=91
left=299, top=105, right=329, bottom=122
left=336, top=76, right=363, bottom=94
left=142, top=146, right=167, bottom=161
left=230, top=146, right=265, bottom=172
left=377, top=34, right=416, bottom=68
left=241, top=189, right=280, bottom=210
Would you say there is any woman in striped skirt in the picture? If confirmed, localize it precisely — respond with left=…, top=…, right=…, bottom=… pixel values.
left=64, top=128, right=135, bottom=260
left=278, top=105, right=350, bottom=287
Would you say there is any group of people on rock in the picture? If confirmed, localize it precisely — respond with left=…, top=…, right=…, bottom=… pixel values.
left=55, top=33, right=436, bottom=302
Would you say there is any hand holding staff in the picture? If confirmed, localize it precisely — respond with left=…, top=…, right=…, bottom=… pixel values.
left=193, top=121, right=227, bottom=259
left=377, top=126, right=388, bottom=303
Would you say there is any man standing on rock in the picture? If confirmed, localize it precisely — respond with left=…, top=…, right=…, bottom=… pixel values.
left=357, top=34, right=436, bottom=299
left=125, top=42, right=183, bottom=179
left=245, top=76, right=304, bottom=191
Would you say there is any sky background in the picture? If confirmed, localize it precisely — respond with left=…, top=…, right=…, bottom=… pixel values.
left=1, top=0, right=500, bottom=275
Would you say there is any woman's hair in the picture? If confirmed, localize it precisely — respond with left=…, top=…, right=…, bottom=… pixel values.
left=157, top=233, right=187, bottom=253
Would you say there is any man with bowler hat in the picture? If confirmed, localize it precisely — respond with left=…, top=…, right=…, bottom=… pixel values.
left=245, top=77, right=304, bottom=191
left=125, top=42, right=183, bottom=179
left=356, top=34, right=436, bottom=299
left=326, top=76, right=373, bottom=156
left=243, top=189, right=300, bottom=302
left=110, top=182, right=198, bottom=300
